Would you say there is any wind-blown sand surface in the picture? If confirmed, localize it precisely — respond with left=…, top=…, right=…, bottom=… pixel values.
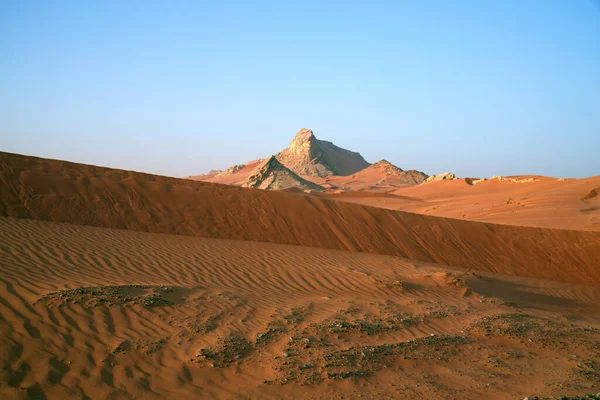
left=1, top=152, right=600, bottom=399
left=323, top=176, right=600, bottom=232
left=1, top=152, right=599, bottom=285
left=2, top=217, right=600, bottom=399
left=190, top=159, right=264, bottom=186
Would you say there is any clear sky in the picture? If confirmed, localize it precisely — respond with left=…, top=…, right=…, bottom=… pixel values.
left=1, top=1, right=599, bottom=178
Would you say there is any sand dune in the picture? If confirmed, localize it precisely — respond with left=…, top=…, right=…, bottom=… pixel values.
left=338, top=159, right=428, bottom=185
left=582, top=187, right=599, bottom=201
left=1, top=217, right=600, bottom=399
left=309, top=162, right=428, bottom=191
left=2, top=152, right=600, bottom=286
left=325, top=176, right=600, bottom=232
left=189, top=159, right=265, bottom=186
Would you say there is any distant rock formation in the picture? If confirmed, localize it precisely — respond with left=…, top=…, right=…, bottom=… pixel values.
left=186, top=169, right=222, bottom=180
left=215, top=164, right=245, bottom=178
left=190, top=128, right=434, bottom=190
left=465, top=177, right=487, bottom=185
left=492, top=175, right=538, bottom=183
left=423, top=172, right=457, bottom=183
left=396, top=169, right=430, bottom=184
left=276, top=128, right=370, bottom=177
left=242, top=156, right=325, bottom=191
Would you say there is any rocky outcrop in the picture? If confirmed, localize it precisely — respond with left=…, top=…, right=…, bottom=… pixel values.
left=276, top=129, right=370, bottom=177
left=492, top=176, right=538, bottom=183
left=465, top=177, right=487, bottom=185
left=423, top=172, right=457, bottom=183
left=242, top=156, right=324, bottom=191
left=395, top=169, right=429, bottom=184
left=215, top=164, right=245, bottom=178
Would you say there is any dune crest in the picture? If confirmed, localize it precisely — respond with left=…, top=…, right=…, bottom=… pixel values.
left=1, top=151, right=599, bottom=285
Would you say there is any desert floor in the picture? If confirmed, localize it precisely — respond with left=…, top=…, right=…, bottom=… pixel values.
left=1, top=152, right=599, bottom=399
left=319, top=175, right=600, bottom=232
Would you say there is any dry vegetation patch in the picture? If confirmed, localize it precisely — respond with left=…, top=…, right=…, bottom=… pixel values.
left=36, top=285, right=181, bottom=308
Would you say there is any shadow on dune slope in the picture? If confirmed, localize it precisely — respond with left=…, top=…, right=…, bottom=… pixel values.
left=1, top=151, right=599, bottom=285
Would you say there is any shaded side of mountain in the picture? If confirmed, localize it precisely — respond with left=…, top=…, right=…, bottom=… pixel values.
left=242, top=156, right=324, bottom=191
left=395, top=169, right=429, bottom=184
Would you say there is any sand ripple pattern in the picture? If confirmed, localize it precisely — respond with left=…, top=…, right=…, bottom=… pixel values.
left=1, top=152, right=600, bottom=285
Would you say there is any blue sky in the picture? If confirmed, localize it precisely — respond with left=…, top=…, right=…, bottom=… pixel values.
left=1, top=0, right=599, bottom=178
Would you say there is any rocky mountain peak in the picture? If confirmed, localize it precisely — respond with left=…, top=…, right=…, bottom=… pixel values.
left=291, top=128, right=315, bottom=142
left=277, top=128, right=370, bottom=177
left=287, top=128, right=318, bottom=157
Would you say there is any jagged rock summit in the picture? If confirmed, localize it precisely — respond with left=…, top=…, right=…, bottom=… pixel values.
left=276, top=128, right=370, bottom=178
left=242, top=156, right=324, bottom=191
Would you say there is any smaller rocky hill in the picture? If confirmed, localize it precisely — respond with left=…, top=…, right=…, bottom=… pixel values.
left=242, top=156, right=325, bottom=191
left=356, top=160, right=429, bottom=184
left=368, top=160, right=405, bottom=175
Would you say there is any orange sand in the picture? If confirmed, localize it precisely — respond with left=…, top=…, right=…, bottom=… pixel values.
left=1, top=152, right=600, bottom=399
